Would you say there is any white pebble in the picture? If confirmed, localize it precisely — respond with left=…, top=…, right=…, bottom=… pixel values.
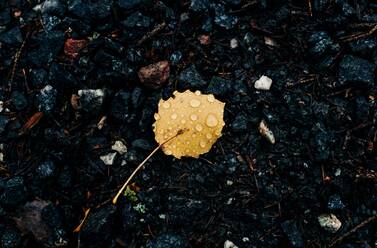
left=254, top=75, right=273, bottom=90
left=100, top=152, right=117, bottom=165
left=242, top=237, right=250, bottom=242
left=226, top=180, right=233, bottom=186
left=224, top=240, right=238, bottom=248
left=335, top=168, right=342, bottom=177
left=230, top=38, right=238, bottom=49
left=259, top=120, right=275, bottom=144
left=318, top=214, right=342, bottom=233
left=112, top=140, right=127, bottom=155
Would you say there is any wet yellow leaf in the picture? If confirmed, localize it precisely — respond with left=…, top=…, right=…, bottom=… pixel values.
left=153, top=90, right=225, bottom=158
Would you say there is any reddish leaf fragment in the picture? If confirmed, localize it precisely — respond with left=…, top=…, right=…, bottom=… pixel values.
left=64, top=38, right=88, bottom=59
left=19, top=112, right=43, bottom=135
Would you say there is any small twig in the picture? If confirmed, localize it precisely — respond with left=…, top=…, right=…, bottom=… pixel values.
left=329, top=215, right=377, bottom=247
left=339, top=24, right=377, bottom=42
left=137, top=22, right=166, bottom=46
left=112, top=129, right=186, bottom=204
left=73, top=208, right=91, bottom=233
left=7, top=32, right=30, bottom=92
left=308, top=0, right=313, bottom=17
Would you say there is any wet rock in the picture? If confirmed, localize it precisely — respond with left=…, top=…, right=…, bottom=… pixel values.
left=1, top=228, right=21, bottom=248
left=138, top=61, right=170, bottom=89
left=28, top=31, right=65, bottom=66
left=281, top=220, right=304, bottom=247
left=0, top=116, right=9, bottom=135
left=77, top=89, right=105, bottom=113
left=132, top=139, right=153, bottom=150
left=10, top=91, right=27, bottom=111
left=110, top=90, right=130, bottom=121
left=64, top=38, right=88, bottom=59
left=178, top=65, right=207, bottom=89
left=30, top=68, right=47, bottom=88
left=146, top=234, right=189, bottom=248
left=308, top=31, right=339, bottom=58
left=118, top=0, right=142, bottom=9
left=349, top=37, right=377, bottom=57
left=39, top=0, right=66, bottom=16
left=201, top=17, right=212, bottom=31
left=42, top=15, right=62, bottom=31
left=189, top=0, right=210, bottom=12
left=328, top=195, right=345, bottom=210
left=81, top=205, right=116, bottom=246
left=338, top=55, right=375, bottom=88
left=207, top=76, right=232, bottom=96
left=37, top=85, right=57, bottom=112
left=122, top=204, right=138, bottom=230
left=67, top=0, right=91, bottom=20
left=355, top=96, right=370, bottom=122
left=168, top=195, right=208, bottom=226
left=0, top=27, right=23, bottom=45
left=170, top=51, right=182, bottom=65
left=0, top=177, right=26, bottom=207
left=131, top=87, right=144, bottom=108
left=311, top=123, right=332, bottom=161
left=48, top=62, right=77, bottom=89
left=122, top=12, right=151, bottom=28
left=335, top=0, right=355, bottom=17
left=213, top=4, right=238, bottom=30
left=0, top=8, right=11, bottom=25
left=36, top=160, right=56, bottom=178
left=231, top=114, right=248, bottom=132
left=318, top=214, right=342, bottom=233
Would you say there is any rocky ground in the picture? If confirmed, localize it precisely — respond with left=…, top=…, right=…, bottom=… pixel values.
left=0, top=0, right=376, bottom=247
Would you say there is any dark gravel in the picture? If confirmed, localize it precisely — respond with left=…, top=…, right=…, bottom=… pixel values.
left=0, top=0, right=377, bottom=247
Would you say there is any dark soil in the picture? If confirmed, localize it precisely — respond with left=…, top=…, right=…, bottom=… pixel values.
left=0, top=0, right=377, bottom=247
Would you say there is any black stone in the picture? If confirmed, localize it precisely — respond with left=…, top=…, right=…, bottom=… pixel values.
left=37, top=85, right=57, bottom=112
left=78, top=89, right=105, bottom=113
left=118, top=0, right=142, bottom=9
left=146, top=234, right=189, bottom=248
left=111, top=91, right=131, bottom=121
left=328, top=194, right=345, bottom=210
left=40, top=0, right=66, bottom=16
left=1, top=228, right=21, bottom=248
left=213, top=4, right=238, bottom=30
left=178, top=65, right=207, bottom=89
left=122, top=12, right=151, bottom=28
left=0, top=177, right=26, bottom=207
left=36, top=160, right=56, bottom=178
left=231, top=114, right=248, bottom=132
left=281, top=220, right=304, bottom=248
left=338, top=55, right=375, bottom=88
left=206, top=76, right=232, bottom=97
left=308, top=31, right=339, bottom=58
left=311, top=123, right=332, bottom=161
left=132, top=139, right=153, bottom=150
left=0, top=27, right=23, bottom=45
left=10, top=91, right=27, bottom=111
left=349, top=37, right=377, bottom=57
left=81, top=205, right=116, bottom=247
left=0, top=116, right=9, bottom=135
left=189, top=0, right=210, bottom=12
